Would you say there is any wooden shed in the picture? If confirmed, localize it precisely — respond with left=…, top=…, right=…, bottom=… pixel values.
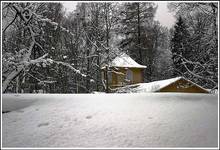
left=141, top=77, right=208, bottom=93
left=115, top=77, right=209, bottom=93
left=101, top=53, right=147, bottom=89
left=157, top=77, right=209, bottom=93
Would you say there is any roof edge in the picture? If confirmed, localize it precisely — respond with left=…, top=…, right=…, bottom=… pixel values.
left=157, top=76, right=209, bottom=93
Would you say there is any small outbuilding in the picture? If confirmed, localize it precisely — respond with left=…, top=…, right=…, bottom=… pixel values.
left=155, top=77, right=209, bottom=93
left=117, top=77, right=209, bottom=93
left=101, top=53, right=147, bottom=89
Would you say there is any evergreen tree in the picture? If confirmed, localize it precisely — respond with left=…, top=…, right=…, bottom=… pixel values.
left=119, top=2, right=157, bottom=64
left=170, top=16, right=190, bottom=76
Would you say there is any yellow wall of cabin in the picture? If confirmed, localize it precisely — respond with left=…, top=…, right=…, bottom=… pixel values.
left=108, top=67, right=144, bottom=88
left=158, top=78, right=209, bottom=93
left=102, top=69, right=208, bottom=93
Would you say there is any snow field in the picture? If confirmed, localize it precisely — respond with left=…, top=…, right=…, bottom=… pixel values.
left=2, top=93, right=218, bottom=147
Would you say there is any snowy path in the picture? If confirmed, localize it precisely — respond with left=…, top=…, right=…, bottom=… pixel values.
left=2, top=93, right=218, bottom=148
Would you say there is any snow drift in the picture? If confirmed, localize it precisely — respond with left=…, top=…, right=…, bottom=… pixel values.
left=2, top=93, right=218, bottom=148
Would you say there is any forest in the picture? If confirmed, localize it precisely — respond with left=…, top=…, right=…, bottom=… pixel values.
left=2, top=2, right=218, bottom=93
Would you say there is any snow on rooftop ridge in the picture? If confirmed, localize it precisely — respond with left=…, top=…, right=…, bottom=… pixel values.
left=180, top=76, right=209, bottom=92
left=110, top=53, right=147, bottom=68
left=117, top=76, right=209, bottom=93
left=136, top=77, right=182, bottom=92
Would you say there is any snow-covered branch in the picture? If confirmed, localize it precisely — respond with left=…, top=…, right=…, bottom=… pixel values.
left=51, top=60, right=87, bottom=77
left=175, top=54, right=205, bottom=68
left=181, top=60, right=217, bottom=86
left=3, top=3, right=91, bottom=93
left=28, top=53, right=49, bottom=65
left=173, top=51, right=217, bottom=88
left=33, top=13, right=75, bottom=37
left=3, top=13, right=18, bottom=33
left=2, top=41, right=35, bottom=93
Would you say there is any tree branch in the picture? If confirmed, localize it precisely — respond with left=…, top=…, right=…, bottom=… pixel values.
left=3, top=13, right=18, bottom=34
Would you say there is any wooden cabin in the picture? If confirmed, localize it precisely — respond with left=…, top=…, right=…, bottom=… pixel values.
left=116, top=77, right=209, bottom=93
left=101, top=53, right=147, bottom=89
left=156, top=77, right=209, bottom=93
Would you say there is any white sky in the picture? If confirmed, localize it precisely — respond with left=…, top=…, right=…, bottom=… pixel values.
left=62, top=2, right=176, bottom=29
left=154, top=2, right=176, bottom=28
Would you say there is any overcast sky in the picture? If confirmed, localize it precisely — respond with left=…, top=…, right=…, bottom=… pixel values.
left=62, top=2, right=176, bottom=29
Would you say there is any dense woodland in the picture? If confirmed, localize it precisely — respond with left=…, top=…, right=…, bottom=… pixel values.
left=2, top=2, right=218, bottom=93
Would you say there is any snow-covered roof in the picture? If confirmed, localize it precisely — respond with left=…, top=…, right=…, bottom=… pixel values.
left=110, top=53, right=147, bottom=68
left=135, top=77, right=182, bottom=92
left=116, top=77, right=209, bottom=93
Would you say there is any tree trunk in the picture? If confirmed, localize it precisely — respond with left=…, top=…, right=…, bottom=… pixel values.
left=105, top=3, right=109, bottom=47
left=137, top=3, right=142, bottom=63
left=95, top=5, right=100, bottom=91
left=104, top=3, right=110, bottom=93
left=3, top=67, right=23, bottom=93
left=86, top=47, right=90, bottom=93
left=16, top=76, right=20, bottom=93
left=105, top=66, right=109, bottom=93
left=96, top=50, right=100, bottom=91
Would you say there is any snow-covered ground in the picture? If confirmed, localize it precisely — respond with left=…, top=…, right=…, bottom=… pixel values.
left=2, top=93, right=218, bottom=148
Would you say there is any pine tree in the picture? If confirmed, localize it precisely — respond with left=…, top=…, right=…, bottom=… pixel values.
left=119, top=2, right=157, bottom=64
left=169, top=3, right=218, bottom=89
left=170, top=16, right=190, bottom=76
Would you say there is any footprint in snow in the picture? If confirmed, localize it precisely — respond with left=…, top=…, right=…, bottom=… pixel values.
left=2, top=111, right=10, bottom=113
left=38, top=122, right=49, bottom=127
left=86, top=115, right=92, bottom=119
left=16, top=110, right=24, bottom=113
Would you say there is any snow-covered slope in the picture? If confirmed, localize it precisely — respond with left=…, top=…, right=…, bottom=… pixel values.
left=2, top=93, right=218, bottom=148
